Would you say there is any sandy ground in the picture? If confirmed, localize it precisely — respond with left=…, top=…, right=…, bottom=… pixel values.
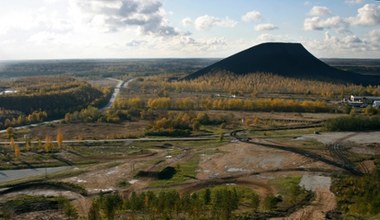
left=197, top=142, right=339, bottom=181
left=197, top=141, right=341, bottom=203
left=350, top=143, right=380, bottom=156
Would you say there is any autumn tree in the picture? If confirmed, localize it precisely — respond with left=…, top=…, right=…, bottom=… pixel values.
left=44, top=136, right=53, bottom=153
left=57, top=129, right=64, bottom=149
left=6, top=127, right=13, bottom=139
left=10, top=138, right=16, bottom=149
left=14, top=145, right=20, bottom=158
left=25, top=138, right=32, bottom=151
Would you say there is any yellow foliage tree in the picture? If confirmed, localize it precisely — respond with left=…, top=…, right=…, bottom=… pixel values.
left=44, top=136, right=52, bottom=153
left=14, top=145, right=20, bottom=158
left=25, top=139, right=31, bottom=152
left=57, top=129, right=64, bottom=149
left=10, top=138, right=16, bottom=149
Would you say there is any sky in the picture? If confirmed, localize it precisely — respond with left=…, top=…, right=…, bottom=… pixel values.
left=0, top=0, right=379, bottom=60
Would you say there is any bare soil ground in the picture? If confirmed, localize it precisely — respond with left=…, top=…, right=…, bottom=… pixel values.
left=11, top=121, right=147, bottom=141
left=7, top=210, right=67, bottom=220
left=350, top=143, right=380, bottom=156
left=197, top=142, right=340, bottom=181
left=197, top=141, right=342, bottom=204
left=61, top=150, right=165, bottom=191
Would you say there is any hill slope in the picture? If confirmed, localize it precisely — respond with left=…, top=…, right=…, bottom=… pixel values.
left=184, top=42, right=380, bottom=85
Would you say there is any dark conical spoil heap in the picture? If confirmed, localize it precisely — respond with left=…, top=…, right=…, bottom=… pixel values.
left=184, top=42, right=379, bottom=85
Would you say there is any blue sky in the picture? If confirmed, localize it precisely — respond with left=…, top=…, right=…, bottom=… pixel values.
left=0, top=0, right=379, bottom=59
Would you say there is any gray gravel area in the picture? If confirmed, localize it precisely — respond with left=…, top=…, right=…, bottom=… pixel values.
left=0, top=166, right=70, bottom=183
left=299, top=175, right=331, bottom=191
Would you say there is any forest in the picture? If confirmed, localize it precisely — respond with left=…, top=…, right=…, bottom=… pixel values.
left=0, top=76, right=111, bottom=129
left=147, top=72, right=380, bottom=98
left=86, top=183, right=308, bottom=220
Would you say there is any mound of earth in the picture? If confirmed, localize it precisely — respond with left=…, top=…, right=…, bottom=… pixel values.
left=184, top=42, right=380, bottom=85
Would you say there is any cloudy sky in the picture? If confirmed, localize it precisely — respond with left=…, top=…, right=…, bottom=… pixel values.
left=0, top=0, right=379, bottom=60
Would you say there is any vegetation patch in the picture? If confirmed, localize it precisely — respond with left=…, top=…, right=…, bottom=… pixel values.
left=136, top=166, right=177, bottom=180
left=332, top=170, right=380, bottom=219
left=325, top=115, right=380, bottom=131
left=149, top=155, right=200, bottom=187
left=270, top=176, right=309, bottom=208
left=88, top=185, right=260, bottom=220
left=0, top=195, right=59, bottom=217
left=0, top=181, right=87, bottom=196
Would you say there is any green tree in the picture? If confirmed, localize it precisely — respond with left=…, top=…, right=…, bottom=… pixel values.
left=251, top=193, right=260, bottom=212
left=204, top=188, right=211, bottom=205
left=262, top=195, right=278, bottom=211
left=58, top=196, right=78, bottom=220
left=101, top=193, right=122, bottom=220
left=88, top=200, right=101, bottom=220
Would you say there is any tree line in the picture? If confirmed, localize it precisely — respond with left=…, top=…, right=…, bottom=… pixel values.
left=88, top=186, right=264, bottom=220
left=325, top=115, right=380, bottom=131
left=141, top=72, right=380, bottom=98
left=114, top=96, right=331, bottom=113
left=0, top=110, right=47, bottom=130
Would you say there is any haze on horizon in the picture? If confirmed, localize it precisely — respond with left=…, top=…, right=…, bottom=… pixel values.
left=0, top=0, right=379, bottom=60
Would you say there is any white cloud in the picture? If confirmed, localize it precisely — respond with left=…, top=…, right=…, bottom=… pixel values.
left=241, top=11, right=262, bottom=22
left=0, top=7, right=73, bottom=37
left=256, top=33, right=292, bottom=43
left=305, top=30, right=380, bottom=57
left=126, top=40, right=147, bottom=47
left=69, top=0, right=180, bottom=36
left=182, top=17, right=193, bottom=26
left=345, top=0, right=365, bottom=5
left=193, top=15, right=237, bottom=30
left=136, top=35, right=228, bottom=55
left=309, top=6, right=332, bottom=16
left=304, top=16, right=349, bottom=33
left=348, top=4, right=380, bottom=26
left=254, top=23, right=278, bottom=31
left=364, top=29, right=380, bottom=50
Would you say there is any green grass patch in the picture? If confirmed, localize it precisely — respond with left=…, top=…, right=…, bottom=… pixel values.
left=270, top=176, right=309, bottom=208
left=248, top=127, right=319, bottom=138
left=149, top=154, right=200, bottom=187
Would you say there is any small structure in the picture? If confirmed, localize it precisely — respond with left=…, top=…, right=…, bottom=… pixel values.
left=374, top=101, right=380, bottom=108
left=0, top=89, right=18, bottom=95
left=345, top=95, right=380, bottom=108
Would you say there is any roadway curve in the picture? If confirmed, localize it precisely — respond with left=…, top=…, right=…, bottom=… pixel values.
left=0, top=77, right=129, bottom=134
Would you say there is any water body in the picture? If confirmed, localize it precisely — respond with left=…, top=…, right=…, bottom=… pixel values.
left=0, top=166, right=70, bottom=183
